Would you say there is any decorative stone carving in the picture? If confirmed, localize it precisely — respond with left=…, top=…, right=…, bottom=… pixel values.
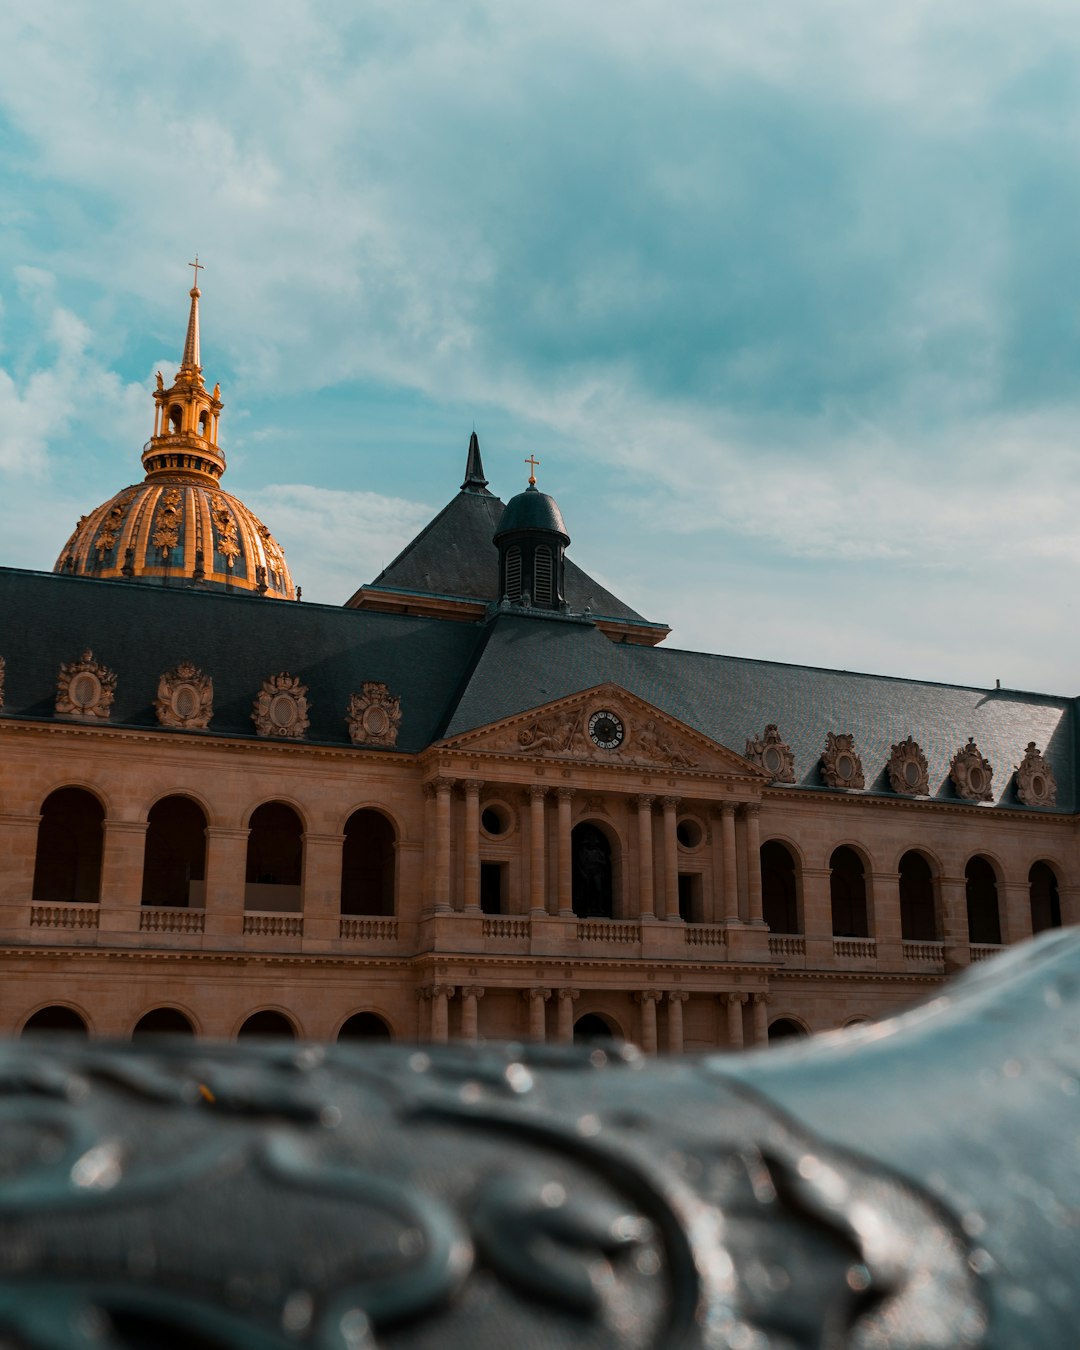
left=1015, top=742, right=1056, bottom=808
left=251, top=673, right=310, bottom=739
left=151, top=488, right=183, bottom=556
left=55, top=650, right=116, bottom=720
left=210, top=494, right=241, bottom=567
left=820, top=732, right=865, bottom=790
left=155, top=661, right=213, bottom=730
left=744, top=724, right=795, bottom=782
left=949, top=738, right=993, bottom=802
left=518, top=710, right=589, bottom=756
left=95, top=489, right=137, bottom=559
left=346, top=681, right=401, bottom=748
left=886, top=736, right=929, bottom=796
left=630, top=719, right=697, bottom=769
left=514, top=709, right=697, bottom=767
left=257, top=522, right=288, bottom=585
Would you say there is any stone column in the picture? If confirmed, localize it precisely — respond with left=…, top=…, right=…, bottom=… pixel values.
left=203, top=826, right=249, bottom=938
left=430, top=985, right=452, bottom=1043
left=751, top=992, right=770, bottom=1045
left=667, top=991, right=688, bottom=1053
left=1002, top=881, right=1033, bottom=946
left=720, top=804, right=739, bottom=922
left=556, top=789, right=575, bottom=916
left=529, top=786, right=547, bottom=917
left=636, top=989, right=660, bottom=1054
left=460, top=986, right=484, bottom=1043
left=300, top=832, right=345, bottom=937
left=416, top=987, right=431, bottom=1040
left=662, top=796, right=681, bottom=921
left=433, top=779, right=455, bottom=914
left=1060, top=884, right=1080, bottom=928
left=463, top=781, right=482, bottom=914
left=524, top=987, right=550, bottom=1041
left=0, top=812, right=41, bottom=933
left=556, top=987, right=579, bottom=1042
left=940, top=874, right=970, bottom=970
left=725, top=992, right=746, bottom=1049
left=637, top=795, right=656, bottom=920
left=741, top=805, right=763, bottom=924
left=421, top=786, right=435, bottom=915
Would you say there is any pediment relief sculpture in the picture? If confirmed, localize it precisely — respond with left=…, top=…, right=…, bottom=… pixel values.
left=950, top=738, right=993, bottom=802
left=514, top=706, right=698, bottom=768
left=744, top=724, right=795, bottom=783
left=155, top=661, right=213, bottom=730
left=886, top=736, right=929, bottom=796
left=252, top=673, right=310, bottom=740
left=820, top=732, right=865, bottom=790
left=346, top=682, right=401, bottom=748
left=1015, top=742, right=1056, bottom=808
left=56, top=650, right=117, bottom=721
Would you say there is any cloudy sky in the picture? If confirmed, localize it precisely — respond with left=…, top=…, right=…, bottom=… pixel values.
left=2, top=1, right=1080, bottom=691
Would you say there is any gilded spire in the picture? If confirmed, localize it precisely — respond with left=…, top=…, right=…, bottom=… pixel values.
left=182, top=256, right=203, bottom=374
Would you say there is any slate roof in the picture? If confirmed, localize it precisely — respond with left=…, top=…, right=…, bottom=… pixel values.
left=1, top=568, right=1074, bottom=812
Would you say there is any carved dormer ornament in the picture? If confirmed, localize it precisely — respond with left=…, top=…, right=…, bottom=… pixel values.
left=950, top=738, right=993, bottom=802
left=1015, top=742, right=1056, bottom=808
left=886, top=736, right=930, bottom=796
left=820, top=732, right=865, bottom=790
left=155, top=661, right=213, bottom=730
left=744, top=724, right=796, bottom=783
left=346, top=682, right=401, bottom=748
left=56, top=650, right=116, bottom=720
left=252, top=673, right=310, bottom=740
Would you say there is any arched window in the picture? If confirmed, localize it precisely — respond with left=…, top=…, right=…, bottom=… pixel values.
left=1029, top=862, right=1062, bottom=934
left=22, top=1006, right=88, bottom=1036
left=572, top=823, right=614, bottom=918
left=168, top=405, right=183, bottom=434
left=504, top=546, right=522, bottom=602
left=829, top=846, right=868, bottom=937
left=761, top=841, right=799, bottom=933
left=237, top=1010, right=295, bottom=1039
left=768, top=1018, right=808, bottom=1042
left=533, top=545, right=553, bottom=605
left=132, top=1008, right=195, bottom=1037
left=338, top=1012, right=392, bottom=1041
left=341, top=810, right=395, bottom=916
left=32, top=788, right=104, bottom=905
left=965, top=856, right=1001, bottom=944
left=573, top=1013, right=620, bottom=1043
left=245, top=803, right=303, bottom=911
left=198, top=409, right=209, bottom=437
left=899, top=850, right=937, bottom=941
left=142, top=796, right=206, bottom=908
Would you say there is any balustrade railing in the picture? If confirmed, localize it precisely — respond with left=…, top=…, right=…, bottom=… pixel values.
left=684, top=925, right=725, bottom=948
left=29, top=904, right=100, bottom=930
left=969, top=943, right=1004, bottom=963
left=339, top=918, right=398, bottom=941
left=576, top=920, right=639, bottom=944
left=902, top=941, right=944, bottom=963
left=767, top=935, right=806, bottom=957
left=833, top=939, right=876, bottom=960
left=482, top=918, right=531, bottom=940
left=139, top=908, right=206, bottom=934
left=243, top=913, right=303, bottom=938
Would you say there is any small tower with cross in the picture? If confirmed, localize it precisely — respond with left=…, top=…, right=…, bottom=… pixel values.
left=492, top=458, right=571, bottom=613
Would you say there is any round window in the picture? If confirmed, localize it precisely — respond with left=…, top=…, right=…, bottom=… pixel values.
left=362, top=705, right=390, bottom=737
left=172, top=685, right=198, bottom=720
left=676, top=819, right=702, bottom=849
left=481, top=804, right=511, bottom=837
left=903, top=759, right=920, bottom=787
left=763, top=746, right=782, bottom=774
left=837, top=754, right=854, bottom=781
left=270, top=694, right=297, bottom=728
left=1032, top=774, right=1046, bottom=797
left=70, top=672, right=100, bottom=709
left=969, top=766, right=985, bottom=792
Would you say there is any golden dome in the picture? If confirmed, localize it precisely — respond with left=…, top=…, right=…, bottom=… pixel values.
left=54, top=267, right=296, bottom=600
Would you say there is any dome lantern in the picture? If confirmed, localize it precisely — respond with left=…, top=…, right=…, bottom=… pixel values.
left=492, top=457, right=570, bottom=612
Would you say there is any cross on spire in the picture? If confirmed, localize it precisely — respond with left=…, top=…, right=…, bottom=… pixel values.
left=526, top=454, right=540, bottom=486
left=188, top=254, right=204, bottom=291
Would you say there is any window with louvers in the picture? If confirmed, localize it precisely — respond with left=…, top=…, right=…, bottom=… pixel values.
left=534, top=546, right=553, bottom=605
left=505, top=546, right=522, bottom=601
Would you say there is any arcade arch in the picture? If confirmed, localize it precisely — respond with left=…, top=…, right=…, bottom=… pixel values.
left=32, top=787, right=104, bottom=905
left=341, top=809, right=396, bottom=916
left=141, top=795, right=206, bottom=907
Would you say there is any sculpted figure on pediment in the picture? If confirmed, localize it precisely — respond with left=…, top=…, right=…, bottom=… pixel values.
left=1015, top=741, right=1056, bottom=808
left=156, top=661, right=213, bottom=730
left=886, top=736, right=930, bottom=796
left=630, top=719, right=697, bottom=769
left=744, top=724, right=795, bottom=783
left=517, top=711, right=589, bottom=757
left=820, top=732, right=865, bottom=790
left=252, top=673, right=310, bottom=740
left=950, top=738, right=993, bottom=802
left=56, top=650, right=117, bottom=721
left=346, top=682, right=401, bottom=748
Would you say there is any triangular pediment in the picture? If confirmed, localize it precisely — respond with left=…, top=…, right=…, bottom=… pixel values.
left=435, top=683, right=768, bottom=778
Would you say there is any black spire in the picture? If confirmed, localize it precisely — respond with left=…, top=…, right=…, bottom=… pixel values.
left=460, top=431, right=490, bottom=493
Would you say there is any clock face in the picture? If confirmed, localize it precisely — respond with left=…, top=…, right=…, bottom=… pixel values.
left=588, top=709, right=625, bottom=750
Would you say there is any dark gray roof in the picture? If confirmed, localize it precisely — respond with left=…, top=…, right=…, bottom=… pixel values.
left=440, top=614, right=1077, bottom=812
left=0, top=567, right=484, bottom=753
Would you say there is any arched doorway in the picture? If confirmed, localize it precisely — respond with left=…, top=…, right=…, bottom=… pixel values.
left=142, top=796, right=206, bottom=907
left=22, top=1006, right=88, bottom=1036
left=245, top=803, right=303, bottom=911
left=898, top=850, right=937, bottom=941
left=761, top=841, right=799, bottom=932
left=32, top=788, right=104, bottom=904
left=830, top=846, right=868, bottom=937
left=768, top=1018, right=808, bottom=1042
left=237, top=1010, right=296, bottom=1039
left=573, top=1013, right=620, bottom=1043
left=132, top=1007, right=195, bottom=1037
left=965, top=856, right=1001, bottom=944
left=341, top=810, right=395, bottom=916
left=572, top=823, right=614, bottom=918
left=338, top=1012, right=392, bottom=1041
left=1030, top=862, right=1062, bottom=933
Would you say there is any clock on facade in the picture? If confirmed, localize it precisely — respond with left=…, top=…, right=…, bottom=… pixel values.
left=588, top=709, right=625, bottom=750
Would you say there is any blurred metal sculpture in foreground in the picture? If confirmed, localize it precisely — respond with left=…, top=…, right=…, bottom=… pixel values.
left=3, top=932, right=1079, bottom=1349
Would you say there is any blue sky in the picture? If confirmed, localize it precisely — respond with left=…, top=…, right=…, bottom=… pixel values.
left=2, top=2, right=1080, bottom=690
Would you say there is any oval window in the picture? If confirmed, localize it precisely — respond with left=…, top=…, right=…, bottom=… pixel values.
left=969, top=766, right=985, bottom=792
left=270, top=694, right=297, bottom=728
left=70, top=672, right=100, bottom=709
left=173, top=685, right=198, bottom=720
left=763, top=746, right=782, bottom=774
left=363, top=705, right=390, bottom=736
left=903, top=759, right=920, bottom=787
left=837, top=754, right=854, bottom=780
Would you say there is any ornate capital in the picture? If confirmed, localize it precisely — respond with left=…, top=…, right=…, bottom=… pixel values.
left=725, top=992, right=748, bottom=1007
left=461, top=986, right=486, bottom=1001
left=557, top=787, right=577, bottom=803
left=752, top=992, right=771, bottom=1007
left=529, top=784, right=548, bottom=802
left=740, top=803, right=760, bottom=820
left=720, top=802, right=736, bottom=821
left=668, top=991, right=689, bottom=1004
left=431, top=777, right=457, bottom=796
left=463, top=780, right=483, bottom=799
left=662, top=795, right=681, bottom=810
left=557, top=988, right=580, bottom=1003
left=523, top=988, right=551, bottom=1003
left=430, top=984, right=455, bottom=1001
left=635, top=989, right=662, bottom=1005
left=56, top=650, right=117, bottom=721
left=636, top=794, right=656, bottom=809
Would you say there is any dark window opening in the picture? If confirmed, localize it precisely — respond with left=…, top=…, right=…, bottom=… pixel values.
left=22, top=1006, right=88, bottom=1036
left=32, top=788, right=104, bottom=905
left=761, top=840, right=799, bottom=933
left=966, top=856, right=1001, bottom=944
left=572, top=823, right=613, bottom=918
left=480, top=861, right=505, bottom=915
left=1030, top=861, right=1061, bottom=934
left=899, top=850, right=937, bottom=940
left=768, top=1018, right=807, bottom=1042
left=678, top=872, right=702, bottom=922
left=341, top=809, right=395, bottom=916
left=573, top=1013, right=619, bottom=1043
left=830, top=846, right=868, bottom=937
left=133, top=1007, right=195, bottom=1037
left=245, top=802, right=302, bottom=886
left=338, top=1012, right=392, bottom=1041
left=142, top=796, right=206, bottom=907
left=237, top=1010, right=295, bottom=1039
